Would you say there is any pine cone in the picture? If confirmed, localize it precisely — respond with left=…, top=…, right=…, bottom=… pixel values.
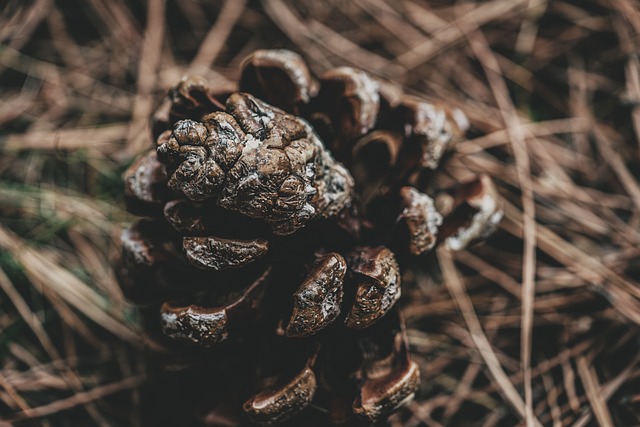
left=120, top=49, right=503, bottom=426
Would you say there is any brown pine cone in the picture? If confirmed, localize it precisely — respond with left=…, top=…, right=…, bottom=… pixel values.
left=119, top=49, right=503, bottom=427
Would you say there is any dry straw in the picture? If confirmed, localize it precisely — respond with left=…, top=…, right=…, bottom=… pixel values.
left=1, top=0, right=639, bottom=425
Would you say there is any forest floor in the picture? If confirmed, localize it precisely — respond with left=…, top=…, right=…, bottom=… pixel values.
left=1, top=0, right=640, bottom=426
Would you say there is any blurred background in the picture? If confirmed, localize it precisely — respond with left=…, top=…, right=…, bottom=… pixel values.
left=1, top=0, right=640, bottom=425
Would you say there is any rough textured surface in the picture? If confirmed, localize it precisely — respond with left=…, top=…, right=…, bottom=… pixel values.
left=284, top=253, right=347, bottom=337
left=160, top=302, right=229, bottom=346
left=345, top=247, right=401, bottom=329
left=398, top=187, right=443, bottom=255
left=182, top=236, right=268, bottom=270
left=242, top=365, right=317, bottom=425
left=157, top=93, right=354, bottom=235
